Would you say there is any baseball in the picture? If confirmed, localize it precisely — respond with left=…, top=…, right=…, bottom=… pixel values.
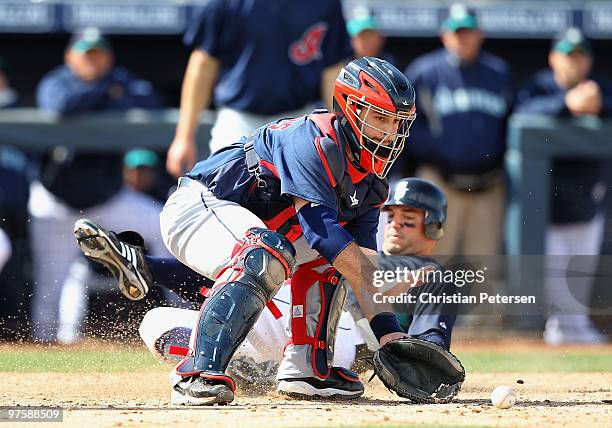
left=490, top=385, right=516, bottom=409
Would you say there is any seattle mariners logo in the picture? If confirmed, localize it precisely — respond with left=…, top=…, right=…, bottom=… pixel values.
left=289, top=23, right=328, bottom=65
left=394, top=180, right=409, bottom=201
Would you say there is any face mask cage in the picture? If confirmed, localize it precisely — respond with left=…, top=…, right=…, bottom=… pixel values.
left=345, top=94, right=416, bottom=178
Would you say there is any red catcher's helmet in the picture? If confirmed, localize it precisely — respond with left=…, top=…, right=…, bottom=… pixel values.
left=333, top=57, right=416, bottom=178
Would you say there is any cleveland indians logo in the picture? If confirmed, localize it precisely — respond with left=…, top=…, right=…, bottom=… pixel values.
left=289, top=22, right=328, bottom=65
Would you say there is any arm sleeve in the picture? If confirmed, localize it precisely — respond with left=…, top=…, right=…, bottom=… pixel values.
left=400, top=61, right=436, bottom=171
left=183, top=0, right=227, bottom=58
left=320, top=0, right=352, bottom=67
left=297, top=203, right=355, bottom=263
left=343, top=208, right=379, bottom=251
left=514, top=78, right=569, bottom=116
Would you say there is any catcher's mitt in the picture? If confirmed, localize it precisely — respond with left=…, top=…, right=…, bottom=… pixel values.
left=372, top=337, right=465, bottom=404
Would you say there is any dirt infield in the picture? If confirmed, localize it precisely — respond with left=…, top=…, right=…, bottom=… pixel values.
left=0, top=339, right=610, bottom=427
left=1, top=371, right=610, bottom=427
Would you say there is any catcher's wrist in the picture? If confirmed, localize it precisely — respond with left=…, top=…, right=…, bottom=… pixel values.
left=369, top=312, right=403, bottom=342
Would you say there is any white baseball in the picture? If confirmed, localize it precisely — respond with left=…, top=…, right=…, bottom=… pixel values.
left=490, top=385, right=516, bottom=409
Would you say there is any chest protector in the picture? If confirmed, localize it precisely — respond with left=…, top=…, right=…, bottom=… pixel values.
left=249, top=113, right=388, bottom=240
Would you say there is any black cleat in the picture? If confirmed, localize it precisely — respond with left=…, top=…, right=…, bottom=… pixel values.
left=277, top=367, right=364, bottom=399
left=74, top=218, right=152, bottom=301
left=171, top=375, right=235, bottom=406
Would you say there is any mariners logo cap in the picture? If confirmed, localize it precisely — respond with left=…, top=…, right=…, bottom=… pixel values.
left=441, top=4, right=478, bottom=32
left=347, top=8, right=380, bottom=37
left=69, top=27, right=112, bottom=53
left=553, top=27, right=592, bottom=55
left=123, top=149, right=159, bottom=169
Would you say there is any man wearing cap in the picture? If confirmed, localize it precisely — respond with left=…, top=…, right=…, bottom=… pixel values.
left=37, top=28, right=160, bottom=114
left=123, top=149, right=159, bottom=197
left=515, top=27, right=612, bottom=345
left=346, top=178, right=457, bottom=354
left=347, top=12, right=395, bottom=65
left=403, top=4, right=512, bottom=257
left=31, top=28, right=167, bottom=343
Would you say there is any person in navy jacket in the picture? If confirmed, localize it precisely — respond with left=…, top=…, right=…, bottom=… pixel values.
left=37, top=29, right=160, bottom=114
left=403, top=4, right=512, bottom=257
left=515, top=27, right=612, bottom=345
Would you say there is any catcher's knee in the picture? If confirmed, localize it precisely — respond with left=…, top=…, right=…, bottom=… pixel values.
left=228, top=227, right=296, bottom=299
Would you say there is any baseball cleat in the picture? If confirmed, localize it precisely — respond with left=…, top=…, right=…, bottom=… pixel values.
left=277, top=367, right=364, bottom=400
left=171, top=375, right=235, bottom=406
left=74, top=218, right=152, bottom=301
left=226, top=356, right=278, bottom=389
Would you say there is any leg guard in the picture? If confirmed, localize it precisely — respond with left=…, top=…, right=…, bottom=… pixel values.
left=176, top=228, right=295, bottom=388
left=289, top=259, right=348, bottom=380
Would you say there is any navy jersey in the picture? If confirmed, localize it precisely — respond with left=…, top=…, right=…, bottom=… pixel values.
left=37, top=65, right=161, bottom=115
left=378, top=252, right=456, bottom=347
left=184, top=0, right=352, bottom=115
left=187, top=113, right=388, bottom=249
left=36, top=65, right=161, bottom=208
left=404, top=49, right=513, bottom=175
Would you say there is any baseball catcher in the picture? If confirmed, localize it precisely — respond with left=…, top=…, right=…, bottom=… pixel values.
left=74, top=57, right=428, bottom=405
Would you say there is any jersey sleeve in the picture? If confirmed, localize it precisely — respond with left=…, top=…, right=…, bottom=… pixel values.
left=343, top=208, right=379, bottom=251
left=320, top=0, right=352, bottom=67
left=274, top=134, right=338, bottom=210
left=183, top=0, right=227, bottom=57
left=515, top=72, right=568, bottom=116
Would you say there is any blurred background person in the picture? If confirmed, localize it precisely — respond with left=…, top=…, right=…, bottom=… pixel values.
left=515, top=28, right=612, bottom=345
left=0, top=57, right=29, bottom=338
left=122, top=148, right=159, bottom=196
left=347, top=8, right=395, bottom=65
left=30, top=28, right=169, bottom=343
left=0, top=145, right=32, bottom=339
left=37, top=28, right=160, bottom=114
left=165, top=0, right=352, bottom=177
left=0, top=57, right=18, bottom=108
left=123, top=148, right=176, bottom=205
left=403, top=4, right=513, bottom=257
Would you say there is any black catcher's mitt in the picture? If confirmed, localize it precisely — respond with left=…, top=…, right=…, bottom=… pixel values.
left=372, top=337, right=465, bottom=404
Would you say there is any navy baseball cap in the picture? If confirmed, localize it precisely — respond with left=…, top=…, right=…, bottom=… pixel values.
left=69, top=27, right=111, bottom=53
left=552, top=27, right=592, bottom=55
left=347, top=15, right=379, bottom=37
left=123, top=149, right=159, bottom=169
left=441, top=4, right=478, bottom=32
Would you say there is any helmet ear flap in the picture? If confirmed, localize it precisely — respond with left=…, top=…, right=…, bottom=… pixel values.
left=424, top=222, right=445, bottom=241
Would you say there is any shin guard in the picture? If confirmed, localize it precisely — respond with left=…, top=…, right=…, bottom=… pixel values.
left=289, top=259, right=348, bottom=380
left=176, top=228, right=295, bottom=387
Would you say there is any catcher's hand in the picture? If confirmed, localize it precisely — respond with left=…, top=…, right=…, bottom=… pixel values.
left=372, top=337, right=465, bottom=404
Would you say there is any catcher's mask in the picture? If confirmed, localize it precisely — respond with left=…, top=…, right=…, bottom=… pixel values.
left=333, top=57, right=416, bottom=179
